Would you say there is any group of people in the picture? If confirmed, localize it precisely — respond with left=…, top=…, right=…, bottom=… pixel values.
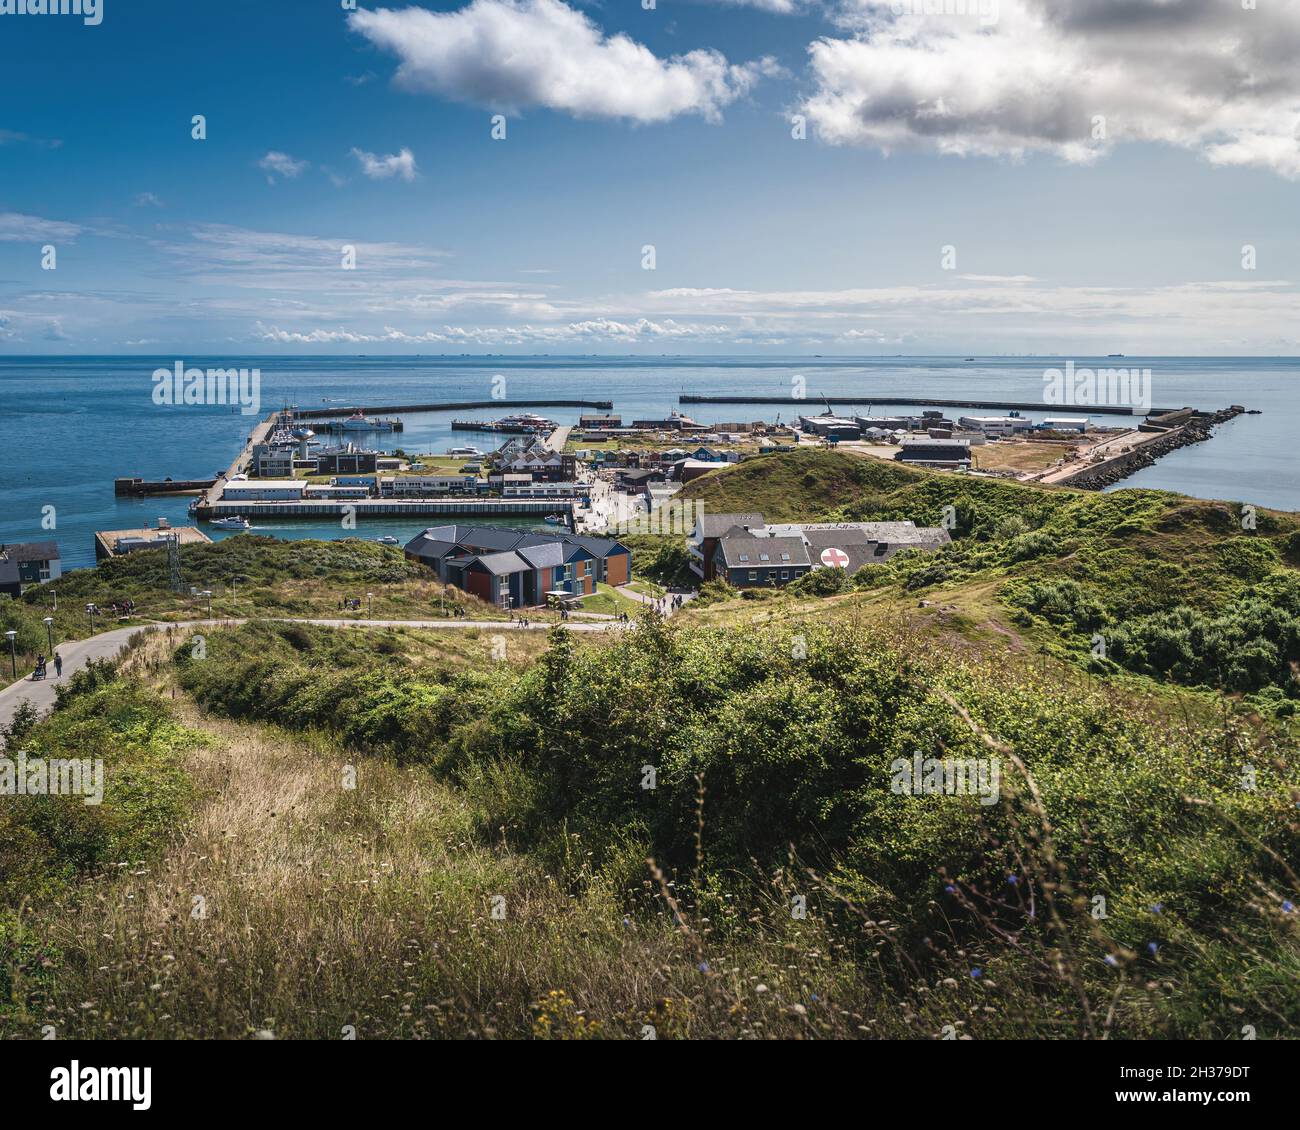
left=338, top=597, right=363, bottom=612
left=31, top=653, right=63, bottom=680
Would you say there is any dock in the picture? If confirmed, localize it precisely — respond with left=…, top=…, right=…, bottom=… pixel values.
left=95, top=523, right=212, bottom=561
left=298, top=398, right=612, bottom=420
left=679, top=394, right=1142, bottom=416
left=115, top=477, right=217, bottom=496
left=196, top=499, right=575, bottom=522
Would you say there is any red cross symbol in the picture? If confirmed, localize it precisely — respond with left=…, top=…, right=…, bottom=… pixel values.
left=820, top=547, right=850, bottom=568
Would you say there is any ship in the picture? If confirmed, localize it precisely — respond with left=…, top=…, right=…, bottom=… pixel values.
left=326, top=412, right=403, bottom=433
left=450, top=412, right=556, bottom=434
left=210, top=515, right=252, bottom=530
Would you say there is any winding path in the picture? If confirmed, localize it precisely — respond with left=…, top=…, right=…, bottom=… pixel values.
left=0, top=615, right=624, bottom=731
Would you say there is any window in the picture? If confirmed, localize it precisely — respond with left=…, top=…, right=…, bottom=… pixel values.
left=781, top=552, right=790, bottom=561
left=780, top=570, right=788, bottom=579
left=748, top=571, right=757, bottom=581
left=759, top=553, right=770, bottom=562
left=739, top=553, right=749, bottom=562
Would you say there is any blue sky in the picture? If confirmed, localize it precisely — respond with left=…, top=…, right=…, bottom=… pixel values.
left=2, top=0, right=1300, bottom=354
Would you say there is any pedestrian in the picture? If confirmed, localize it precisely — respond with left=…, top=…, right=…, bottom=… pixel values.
left=54, top=652, right=62, bottom=677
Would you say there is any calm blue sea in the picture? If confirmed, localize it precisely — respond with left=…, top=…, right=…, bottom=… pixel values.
left=1, top=355, right=1296, bottom=570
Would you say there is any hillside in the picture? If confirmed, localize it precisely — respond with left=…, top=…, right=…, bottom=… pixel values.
left=679, top=449, right=1300, bottom=707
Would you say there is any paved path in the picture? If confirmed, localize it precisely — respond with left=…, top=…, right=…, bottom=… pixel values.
left=0, top=615, right=629, bottom=731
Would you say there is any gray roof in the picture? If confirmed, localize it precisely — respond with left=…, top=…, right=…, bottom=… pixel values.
left=516, top=543, right=567, bottom=570
left=698, top=512, right=765, bottom=538
left=719, top=535, right=810, bottom=569
left=466, top=551, right=530, bottom=576
left=563, top=534, right=628, bottom=559
left=1, top=541, right=59, bottom=562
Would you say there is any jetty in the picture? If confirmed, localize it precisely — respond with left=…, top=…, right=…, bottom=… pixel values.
left=680, top=394, right=1142, bottom=416
left=115, top=476, right=217, bottom=496
left=196, top=498, right=575, bottom=523
left=298, top=398, right=612, bottom=421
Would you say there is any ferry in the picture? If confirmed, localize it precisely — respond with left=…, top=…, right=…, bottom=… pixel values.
left=327, top=412, right=402, bottom=433
left=211, top=516, right=252, bottom=530
left=448, top=445, right=484, bottom=457
left=451, top=412, right=556, bottom=434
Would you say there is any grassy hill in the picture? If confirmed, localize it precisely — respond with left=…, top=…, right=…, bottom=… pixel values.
left=679, top=449, right=1300, bottom=706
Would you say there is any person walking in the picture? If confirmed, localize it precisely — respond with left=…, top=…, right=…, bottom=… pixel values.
left=54, top=652, right=62, bottom=677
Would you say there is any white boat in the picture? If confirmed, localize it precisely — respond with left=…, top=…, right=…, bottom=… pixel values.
left=544, top=513, right=564, bottom=525
left=211, top=516, right=251, bottom=530
left=374, top=535, right=399, bottom=545
left=448, top=445, right=483, bottom=457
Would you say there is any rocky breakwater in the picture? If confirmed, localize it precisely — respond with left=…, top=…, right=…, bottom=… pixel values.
left=1063, top=406, right=1247, bottom=491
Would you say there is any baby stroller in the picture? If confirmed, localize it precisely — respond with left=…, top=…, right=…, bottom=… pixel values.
left=32, top=657, right=47, bottom=681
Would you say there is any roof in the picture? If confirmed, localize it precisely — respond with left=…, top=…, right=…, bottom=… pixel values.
left=563, top=534, right=629, bottom=559
left=0, top=541, right=59, bottom=562
left=516, top=542, right=568, bottom=570
left=465, top=551, right=531, bottom=576
left=697, top=512, right=765, bottom=538
left=719, top=535, right=810, bottom=570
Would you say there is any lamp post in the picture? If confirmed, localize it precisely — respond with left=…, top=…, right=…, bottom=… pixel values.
left=366, top=591, right=373, bottom=618
left=43, top=616, right=54, bottom=655
left=86, top=603, right=98, bottom=635
left=50, top=588, right=57, bottom=612
left=201, top=590, right=213, bottom=618
left=5, top=630, right=16, bottom=681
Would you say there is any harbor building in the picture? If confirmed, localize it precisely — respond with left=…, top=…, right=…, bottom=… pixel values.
left=957, top=415, right=1035, bottom=435
left=221, top=479, right=308, bottom=502
left=894, top=437, right=973, bottom=469
left=1038, top=417, right=1089, bottom=433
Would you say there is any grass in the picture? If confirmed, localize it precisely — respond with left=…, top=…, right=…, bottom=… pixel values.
left=0, top=536, right=508, bottom=677
left=575, top=583, right=643, bottom=617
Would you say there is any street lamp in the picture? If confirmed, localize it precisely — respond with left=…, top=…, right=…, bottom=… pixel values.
left=86, top=603, right=98, bottom=635
left=201, top=590, right=213, bottom=618
left=50, top=588, right=57, bottom=612
left=42, top=615, right=54, bottom=655
left=366, top=591, right=373, bottom=618
left=5, top=630, right=16, bottom=681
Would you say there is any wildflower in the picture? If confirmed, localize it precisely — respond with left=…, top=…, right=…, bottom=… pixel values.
left=1104, top=954, right=1119, bottom=967
left=698, top=961, right=710, bottom=973
left=1147, top=942, right=1159, bottom=955
left=970, top=968, right=982, bottom=978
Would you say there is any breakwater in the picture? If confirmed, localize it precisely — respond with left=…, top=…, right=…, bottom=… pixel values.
left=299, top=398, right=612, bottom=420
left=1057, top=408, right=1245, bottom=490
left=679, top=394, right=1140, bottom=416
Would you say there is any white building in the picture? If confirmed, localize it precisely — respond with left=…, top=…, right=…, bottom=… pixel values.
left=1039, top=417, right=1089, bottom=432
left=957, top=415, right=1034, bottom=435
left=220, top=479, right=306, bottom=501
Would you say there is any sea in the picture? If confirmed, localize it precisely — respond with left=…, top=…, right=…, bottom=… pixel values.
left=1, top=355, right=1296, bottom=571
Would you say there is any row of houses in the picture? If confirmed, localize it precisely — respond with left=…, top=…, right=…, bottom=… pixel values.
left=688, top=513, right=950, bottom=586
left=403, top=525, right=631, bottom=608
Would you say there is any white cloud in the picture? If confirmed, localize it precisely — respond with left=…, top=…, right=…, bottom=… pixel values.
left=348, top=0, right=776, bottom=123
left=350, top=146, right=418, bottom=181
left=134, top=192, right=164, bottom=208
left=804, top=1, right=1300, bottom=178
left=258, top=150, right=310, bottom=183
left=0, top=212, right=82, bottom=242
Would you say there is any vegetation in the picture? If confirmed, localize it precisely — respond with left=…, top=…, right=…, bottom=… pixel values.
left=682, top=449, right=1300, bottom=700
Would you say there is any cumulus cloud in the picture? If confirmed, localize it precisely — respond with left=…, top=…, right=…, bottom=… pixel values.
left=803, top=0, right=1300, bottom=177
left=350, top=146, right=418, bottom=181
left=348, top=0, right=776, bottom=123
left=258, top=150, right=310, bottom=183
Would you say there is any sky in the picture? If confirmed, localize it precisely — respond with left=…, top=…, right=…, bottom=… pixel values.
left=2, top=0, right=1300, bottom=355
